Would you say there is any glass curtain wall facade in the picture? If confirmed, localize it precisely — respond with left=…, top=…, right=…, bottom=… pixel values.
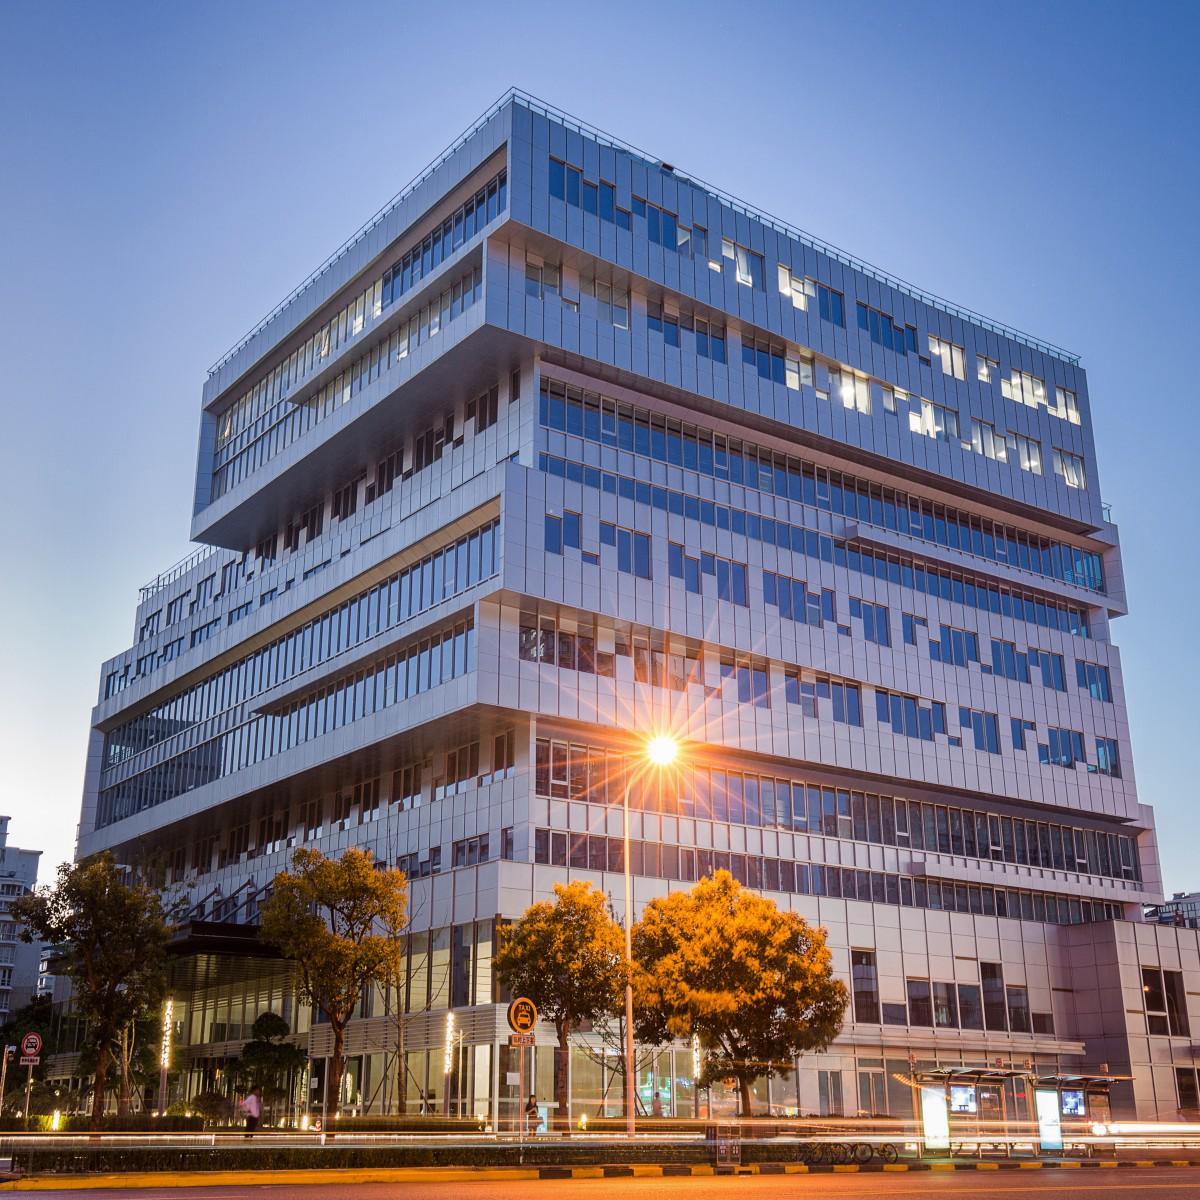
left=66, top=92, right=1195, bottom=1122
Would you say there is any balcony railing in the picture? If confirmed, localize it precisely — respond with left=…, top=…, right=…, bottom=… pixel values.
left=206, top=92, right=517, bottom=379
left=509, top=92, right=1080, bottom=364
left=208, top=91, right=1080, bottom=386
left=138, top=544, right=220, bottom=603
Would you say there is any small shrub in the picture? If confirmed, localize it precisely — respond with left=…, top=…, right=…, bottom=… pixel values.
left=11, top=1142, right=706, bottom=1175
left=0, top=1115, right=51, bottom=1132
left=327, top=1115, right=487, bottom=1134
left=60, top=1114, right=205, bottom=1133
left=190, top=1090, right=234, bottom=1122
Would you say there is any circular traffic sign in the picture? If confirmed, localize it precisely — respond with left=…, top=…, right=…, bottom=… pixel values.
left=507, top=997, right=538, bottom=1034
left=21, top=1033, right=41, bottom=1057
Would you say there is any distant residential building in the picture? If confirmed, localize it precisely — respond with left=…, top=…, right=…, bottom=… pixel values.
left=36, top=946, right=60, bottom=1001
left=1146, top=893, right=1200, bottom=929
left=0, top=816, right=42, bottom=1018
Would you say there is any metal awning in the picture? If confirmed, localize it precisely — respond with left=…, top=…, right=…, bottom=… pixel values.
left=916, top=1068, right=1028, bottom=1084
left=1034, top=1074, right=1127, bottom=1087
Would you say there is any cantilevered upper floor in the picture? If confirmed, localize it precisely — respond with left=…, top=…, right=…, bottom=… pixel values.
left=191, top=91, right=1107, bottom=555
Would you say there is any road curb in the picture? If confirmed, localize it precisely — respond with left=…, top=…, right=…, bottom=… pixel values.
left=5, top=1158, right=1200, bottom=1189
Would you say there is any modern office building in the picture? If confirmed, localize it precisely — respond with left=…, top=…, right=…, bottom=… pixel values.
left=64, top=91, right=1200, bottom=1122
left=0, top=817, right=44, bottom=1020
left=1147, top=893, right=1200, bottom=930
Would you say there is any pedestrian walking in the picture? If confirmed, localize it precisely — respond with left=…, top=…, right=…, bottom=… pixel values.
left=240, top=1085, right=262, bottom=1135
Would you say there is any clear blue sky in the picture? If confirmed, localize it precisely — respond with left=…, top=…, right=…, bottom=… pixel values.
left=2, top=0, right=1196, bottom=891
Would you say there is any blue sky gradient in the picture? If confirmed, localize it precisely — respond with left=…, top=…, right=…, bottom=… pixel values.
left=2, top=0, right=1196, bottom=888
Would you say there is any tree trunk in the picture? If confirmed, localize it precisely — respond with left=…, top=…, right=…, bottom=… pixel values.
left=91, top=1043, right=110, bottom=1131
left=329, top=1023, right=346, bottom=1120
left=118, top=1054, right=131, bottom=1117
left=555, top=1022, right=571, bottom=1134
left=395, top=1006, right=406, bottom=1117
left=738, top=1073, right=754, bottom=1119
left=118, top=1022, right=139, bottom=1117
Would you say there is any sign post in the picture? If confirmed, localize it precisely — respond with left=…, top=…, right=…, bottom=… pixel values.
left=20, top=1034, right=41, bottom=1130
left=907, top=1051, right=919, bottom=1132
left=507, top=998, right=538, bottom=1139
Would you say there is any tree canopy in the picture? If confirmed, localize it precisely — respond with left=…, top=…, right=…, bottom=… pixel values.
left=494, top=881, right=627, bottom=1130
left=258, top=847, right=407, bottom=1116
left=11, top=853, right=175, bottom=1128
left=633, top=870, right=847, bottom=1116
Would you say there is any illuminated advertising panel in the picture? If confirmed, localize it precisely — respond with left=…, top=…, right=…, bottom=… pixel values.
left=1035, top=1088, right=1063, bottom=1151
left=920, top=1085, right=950, bottom=1151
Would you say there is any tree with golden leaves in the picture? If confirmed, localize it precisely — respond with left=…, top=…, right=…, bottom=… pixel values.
left=633, top=870, right=847, bottom=1117
left=258, top=848, right=407, bottom=1117
left=494, top=881, right=627, bottom=1132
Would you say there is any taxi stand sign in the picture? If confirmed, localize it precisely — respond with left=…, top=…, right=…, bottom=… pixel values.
left=507, top=997, right=538, bottom=1034
left=18, top=1033, right=43, bottom=1131
left=507, top=998, right=538, bottom=1140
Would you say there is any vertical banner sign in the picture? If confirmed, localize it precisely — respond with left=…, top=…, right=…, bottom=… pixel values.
left=1036, top=1089, right=1063, bottom=1151
left=920, top=1085, right=950, bottom=1151
left=443, top=1011, right=455, bottom=1116
left=158, top=997, right=173, bottom=1115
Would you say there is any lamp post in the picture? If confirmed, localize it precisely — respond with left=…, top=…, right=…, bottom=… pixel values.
left=623, top=734, right=678, bottom=1139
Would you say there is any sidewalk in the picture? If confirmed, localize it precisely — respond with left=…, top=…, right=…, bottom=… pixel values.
left=6, top=1158, right=1200, bottom=1190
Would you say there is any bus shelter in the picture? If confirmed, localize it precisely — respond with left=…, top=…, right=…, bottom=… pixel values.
left=914, top=1068, right=1027, bottom=1152
left=1031, top=1074, right=1118, bottom=1133
left=915, top=1068, right=1121, bottom=1155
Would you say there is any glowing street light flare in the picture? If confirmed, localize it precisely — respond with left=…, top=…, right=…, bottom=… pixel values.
left=646, top=735, right=678, bottom=766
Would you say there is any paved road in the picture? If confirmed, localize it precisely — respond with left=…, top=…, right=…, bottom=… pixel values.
left=22, top=1169, right=1200, bottom=1199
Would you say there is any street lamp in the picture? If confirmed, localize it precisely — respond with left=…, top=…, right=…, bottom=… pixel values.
left=646, top=736, right=678, bottom=768
left=623, top=733, right=680, bottom=1138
